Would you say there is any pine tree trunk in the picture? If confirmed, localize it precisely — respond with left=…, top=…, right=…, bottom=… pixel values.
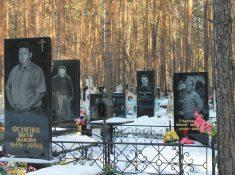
left=56, top=0, right=66, bottom=58
left=204, top=0, right=209, bottom=72
left=213, top=0, right=235, bottom=174
left=0, top=0, right=3, bottom=93
left=143, top=0, right=149, bottom=68
left=28, top=0, right=36, bottom=37
left=50, top=0, right=56, bottom=59
left=5, top=0, right=10, bottom=38
left=185, top=0, right=192, bottom=72
left=104, top=0, right=112, bottom=97
left=160, top=0, right=166, bottom=93
left=169, top=0, right=175, bottom=76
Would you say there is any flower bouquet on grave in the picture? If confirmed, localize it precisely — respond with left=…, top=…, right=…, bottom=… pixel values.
left=75, top=117, right=86, bottom=133
left=194, top=112, right=217, bottom=146
left=26, top=164, right=37, bottom=173
left=2, top=161, right=27, bottom=175
left=0, top=161, right=7, bottom=175
left=163, top=130, right=179, bottom=143
left=180, top=128, right=195, bottom=144
left=194, top=112, right=217, bottom=137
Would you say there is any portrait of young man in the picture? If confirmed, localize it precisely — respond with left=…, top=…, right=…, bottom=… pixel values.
left=52, top=60, right=80, bottom=121
left=52, top=65, right=74, bottom=120
left=139, top=75, right=153, bottom=92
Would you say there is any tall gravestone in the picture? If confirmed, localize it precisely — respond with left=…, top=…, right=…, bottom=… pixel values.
left=137, top=71, right=155, bottom=117
left=52, top=60, right=80, bottom=121
left=4, top=37, right=52, bottom=159
left=112, top=92, right=126, bottom=117
left=173, top=72, right=209, bottom=145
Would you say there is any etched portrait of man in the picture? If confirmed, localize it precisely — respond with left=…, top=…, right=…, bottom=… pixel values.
left=139, top=75, right=153, bottom=92
left=180, top=79, right=203, bottom=119
left=6, top=43, right=46, bottom=112
left=52, top=65, right=74, bottom=120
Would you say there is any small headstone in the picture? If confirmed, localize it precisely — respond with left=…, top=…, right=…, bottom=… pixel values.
left=112, top=93, right=126, bottom=118
left=137, top=71, right=155, bottom=117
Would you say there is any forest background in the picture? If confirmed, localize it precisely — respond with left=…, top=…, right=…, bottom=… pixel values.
left=0, top=0, right=234, bottom=95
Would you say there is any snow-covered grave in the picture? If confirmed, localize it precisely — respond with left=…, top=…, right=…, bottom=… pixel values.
left=26, top=165, right=102, bottom=175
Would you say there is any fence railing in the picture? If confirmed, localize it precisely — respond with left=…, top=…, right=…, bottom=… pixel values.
left=113, top=124, right=172, bottom=143
left=0, top=123, right=217, bottom=174
left=52, top=139, right=216, bottom=175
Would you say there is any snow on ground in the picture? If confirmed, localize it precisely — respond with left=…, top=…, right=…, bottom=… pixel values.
left=52, top=134, right=96, bottom=153
left=26, top=165, right=102, bottom=175
left=125, top=110, right=172, bottom=126
left=90, top=117, right=134, bottom=124
left=0, top=157, right=59, bottom=164
left=113, top=145, right=212, bottom=174
left=53, top=134, right=95, bottom=143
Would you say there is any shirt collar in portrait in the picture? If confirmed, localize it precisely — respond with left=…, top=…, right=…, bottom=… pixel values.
left=19, top=60, right=33, bottom=72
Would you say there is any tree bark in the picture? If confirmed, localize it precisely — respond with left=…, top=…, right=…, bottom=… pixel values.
left=143, top=0, right=149, bottom=68
left=5, top=0, right=10, bottom=38
left=160, top=0, right=166, bottom=93
left=204, top=0, right=209, bottom=72
left=28, top=0, right=36, bottom=37
left=185, top=0, right=192, bottom=72
left=213, top=0, right=235, bottom=174
left=0, top=0, right=3, bottom=93
left=169, top=0, right=175, bottom=76
left=104, top=0, right=112, bottom=97
left=56, top=0, right=66, bottom=58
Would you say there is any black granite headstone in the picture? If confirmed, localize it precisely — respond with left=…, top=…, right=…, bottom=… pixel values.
left=52, top=60, right=80, bottom=121
left=4, top=37, right=52, bottom=159
left=137, top=71, right=155, bottom=117
left=96, top=98, right=113, bottom=119
left=173, top=72, right=209, bottom=145
left=90, top=94, right=103, bottom=120
left=112, top=93, right=126, bottom=117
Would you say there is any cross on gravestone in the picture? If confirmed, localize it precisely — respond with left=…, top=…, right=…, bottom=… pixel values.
left=38, top=39, right=46, bottom=52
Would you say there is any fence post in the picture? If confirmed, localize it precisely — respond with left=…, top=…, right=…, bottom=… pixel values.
left=103, top=119, right=108, bottom=168
left=179, top=144, right=184, bottom=175
left=169, top=120, right=172, bottom=131
left=212, top=139, right=216, bottom=175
